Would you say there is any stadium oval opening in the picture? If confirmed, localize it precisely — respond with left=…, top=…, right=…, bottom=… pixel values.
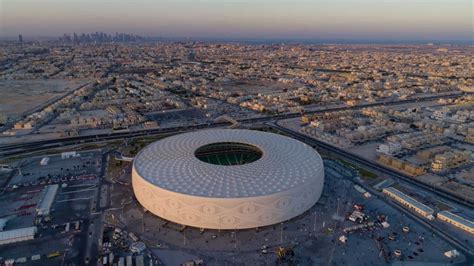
left=194, top=142, right=263, bottom=166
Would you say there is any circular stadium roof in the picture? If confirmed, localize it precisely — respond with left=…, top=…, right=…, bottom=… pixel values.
left=132, top=129, right=325, bottom=229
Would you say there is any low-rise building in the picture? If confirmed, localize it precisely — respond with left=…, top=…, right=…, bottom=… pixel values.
left=436, top=211, right=474, bottom=234
left=431, top=150, right=470, bottom=172
left=383, top=187, right=434, bottom=219
left=465, top=127, right=474, bottom=144
left=416, top=146, right=451, bottom=160
left=377, top=142, right=402, bottom=155
left=433, top=109, right=448, bottom=120
left=0, top=226, right=37, bottom=245
left=36, top=184, right=59, bottom=216
left=61, top=151, right=79, bottom=159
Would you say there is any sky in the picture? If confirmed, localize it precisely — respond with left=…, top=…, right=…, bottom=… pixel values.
left=0, top=0, right=472, bottom=43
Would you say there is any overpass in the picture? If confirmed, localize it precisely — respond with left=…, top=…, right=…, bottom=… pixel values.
left=214, top=115, right=241, bottom=129
left=0, top=91, right=468, bottom=157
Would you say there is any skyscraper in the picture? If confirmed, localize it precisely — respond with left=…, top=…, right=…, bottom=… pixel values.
left=18, top=34, right=23, bottom=43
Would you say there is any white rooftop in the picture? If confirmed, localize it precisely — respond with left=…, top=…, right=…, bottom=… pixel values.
left=0, top=226, right=37, bottom=242
left=133, top=129, right=324, bottom=198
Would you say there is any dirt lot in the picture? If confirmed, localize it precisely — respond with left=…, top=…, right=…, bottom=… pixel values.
left=0, top=79, right=88, bottom=121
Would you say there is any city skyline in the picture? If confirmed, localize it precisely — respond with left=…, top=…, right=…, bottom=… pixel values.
left=1, top=0, right=473, bottom=43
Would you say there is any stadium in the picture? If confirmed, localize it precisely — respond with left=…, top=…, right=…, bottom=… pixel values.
left=132, top=129, right=325, bottom=230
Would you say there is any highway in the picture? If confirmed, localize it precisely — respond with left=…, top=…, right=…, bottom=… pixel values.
left=1, top=91, right=472, bottom=207
left=270, top=123, right=474, bottom=209
left=1, top=91, right=472, bottom=261
left=0, top=91, right=468, bottom=157
left=271, top=123, right=474, bottom=258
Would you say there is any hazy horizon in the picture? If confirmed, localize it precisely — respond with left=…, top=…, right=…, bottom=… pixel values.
left=1, top=0, right=473, bottom=43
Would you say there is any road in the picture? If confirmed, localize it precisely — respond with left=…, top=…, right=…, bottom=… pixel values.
left=325, top=160, right=474, bottom=259
left=276, top=125, right=474, bottom=259
left=268, top=123, right=474, bottom=260
left=270, top=123, right=474, bottom=209
left=0, top=91, right=468, bottom=157
left=1, top=90, right=472, bottom=264
left=83, top=151, right=109, bottom=265
left=1, top=92, right=472, bottom=209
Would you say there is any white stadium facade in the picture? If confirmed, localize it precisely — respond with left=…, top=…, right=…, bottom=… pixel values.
left=132, top=129, right=325, bottom=230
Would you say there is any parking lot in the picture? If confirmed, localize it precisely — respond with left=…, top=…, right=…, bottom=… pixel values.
left=0, top=147, right=467, bottom=265
left=104, top=158, right=466, bottom=265
left=0, top=150, right=103, bottom=265
left=0, top=187, right=42, bottom=231
left=7, top=150, right=101, bottom=187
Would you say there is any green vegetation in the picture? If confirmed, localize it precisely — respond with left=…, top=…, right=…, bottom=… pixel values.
left=391, top=183, right=403, bottom=190
left=106, top=156, right=129, bottom=181
left=121, top=135, right=172, bottom=156
left=198, top=152, right=261, bottom=166
left=359, top=168, right=378, bottom=180
left=337, top=159, right=378, bottom=180
left=433, top=199, right=452, bottom=211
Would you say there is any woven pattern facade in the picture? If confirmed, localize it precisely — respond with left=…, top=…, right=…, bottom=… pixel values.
left=132, top=129, right=324, bottom=229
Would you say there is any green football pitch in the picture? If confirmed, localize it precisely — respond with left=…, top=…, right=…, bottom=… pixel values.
left=195, top=142, right=262, bottom=166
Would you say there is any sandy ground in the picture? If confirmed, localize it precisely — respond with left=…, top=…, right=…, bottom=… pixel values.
left=0, top=79, right=88, bottom=121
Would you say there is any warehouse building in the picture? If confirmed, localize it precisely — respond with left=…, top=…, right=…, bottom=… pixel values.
left=437, top=211, right=474, bottom=234
left=36, top=184, right=59, bottom=216
left=383, top=187, right=434, bottom=220
left=0, top=226, right=37, bottom=245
